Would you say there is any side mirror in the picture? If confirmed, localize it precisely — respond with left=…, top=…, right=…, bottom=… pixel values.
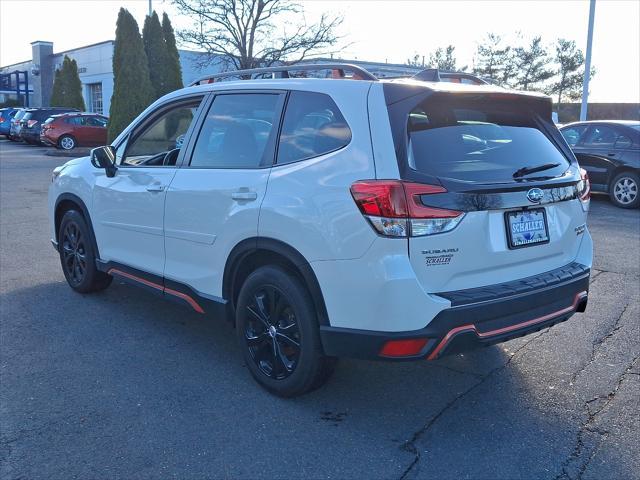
left=91, top=145, right=117, bottom=178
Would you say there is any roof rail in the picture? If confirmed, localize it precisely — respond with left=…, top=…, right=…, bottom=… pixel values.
left=189, top=63, right=378, bottom=86
left=412, top=68, right=489, bottom=85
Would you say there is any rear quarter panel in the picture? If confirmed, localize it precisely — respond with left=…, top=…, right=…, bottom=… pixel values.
left=258, top=81, right=379, bottom=262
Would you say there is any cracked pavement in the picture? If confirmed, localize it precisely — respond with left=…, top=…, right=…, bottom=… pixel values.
left=1, top=140, right=639, bottom=479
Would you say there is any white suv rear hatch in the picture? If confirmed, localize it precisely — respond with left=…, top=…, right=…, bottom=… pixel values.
left=381, top=87, right=590, bottom=293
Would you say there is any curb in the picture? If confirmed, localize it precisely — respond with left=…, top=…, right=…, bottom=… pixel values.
left=45, top=148, right=91, bottom=158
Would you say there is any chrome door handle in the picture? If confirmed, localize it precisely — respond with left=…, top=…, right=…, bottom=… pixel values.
left=231, top=191, right=258, bottom=201
left=146, top=185, right=165, bottom=192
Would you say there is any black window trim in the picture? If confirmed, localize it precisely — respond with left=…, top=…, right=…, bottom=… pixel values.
left=115, top=93, right=208, bottom=169
left=185, top=89, right=287, bottom=170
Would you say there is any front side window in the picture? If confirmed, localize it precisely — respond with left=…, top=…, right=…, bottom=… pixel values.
left=121, top=98, right=202, bottom=167
left=190, top=93, right=281, bottom=169
left=277, top=91, right=351, bottom=164
left=561, top=125, right=587, bottom=146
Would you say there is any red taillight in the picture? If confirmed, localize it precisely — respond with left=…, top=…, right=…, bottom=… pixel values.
left=0, top=116, right=5, bottom=122
left=27, top=120, right=38, bottom=128
left=350, top=181, right=407, bottom=217
left=380, top=338, right=429, bottom=357
left=579, top=168, right=590, bottom=202
left=350, top=180, right=465, bottom=237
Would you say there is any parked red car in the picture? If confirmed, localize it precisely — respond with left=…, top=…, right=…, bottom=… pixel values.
left=40, top=112, right=108, bottom=150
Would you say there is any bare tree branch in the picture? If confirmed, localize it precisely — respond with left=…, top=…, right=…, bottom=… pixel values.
left=172, top=0, right=343, bottom=71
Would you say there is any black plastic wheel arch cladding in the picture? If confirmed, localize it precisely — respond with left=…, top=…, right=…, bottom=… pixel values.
left=55, top=193, right=101, bottom=259
left=223, top=237, right=330, bottom=327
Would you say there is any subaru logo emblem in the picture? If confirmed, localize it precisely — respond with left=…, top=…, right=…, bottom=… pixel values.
left=527, top=188, right=544, bottom=203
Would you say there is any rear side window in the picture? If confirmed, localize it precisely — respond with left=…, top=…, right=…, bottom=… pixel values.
left=190, top=93, right=281, bottom=169
left=277, top=91, right=351, bottom=164
left=87, top=116, right=108, bottom=127
left=404, top=97, right=570, bottom=183
left=583, top=125, right=618, bottom=148
left=66, top=117, right=86, bottom=126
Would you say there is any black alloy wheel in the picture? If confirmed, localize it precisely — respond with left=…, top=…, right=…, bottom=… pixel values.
left=244, top=285, right=301, bottom=380
left=61, top=220, right=87, bottom=286
left=58, top=210, right=112, bottom=293
left=235, top=266, right=336, bottom=397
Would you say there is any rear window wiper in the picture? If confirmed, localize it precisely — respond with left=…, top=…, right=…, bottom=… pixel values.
left=513, top=163, right=561, bottom=178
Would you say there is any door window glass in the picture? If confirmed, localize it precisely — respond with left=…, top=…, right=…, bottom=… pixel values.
left=122, top=98, right=202, bottom=167
left=583, top=126, right=618, bottom=148
left=87, top=116, right=107, bottom=127
left=614, top=134, right=632, bottom=149
left=277, top=91, right=351, bottom=164
left=560, top=125, right=587, bottom=146
left=190, top=94, right=281, bottom=168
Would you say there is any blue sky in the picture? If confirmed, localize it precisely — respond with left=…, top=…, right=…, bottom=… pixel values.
left=1, top=0, right=638, bottom=102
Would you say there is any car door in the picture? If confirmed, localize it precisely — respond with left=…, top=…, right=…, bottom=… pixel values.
left=83, top=116, right=105, bottom=145
left=573, top=124, right=620, bottom=187
left=92, top=96, right=205, bottom=276
left=163, top=91, right=285, bottom=299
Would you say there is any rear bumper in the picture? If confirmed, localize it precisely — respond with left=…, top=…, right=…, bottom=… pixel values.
left=21, top=129, right=41, bottom=142
left=40, top=133, right=56, bottom=146
left=319, top=262, right=590, bottom=361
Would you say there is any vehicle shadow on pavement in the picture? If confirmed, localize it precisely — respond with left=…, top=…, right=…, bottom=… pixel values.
left=1, top=280, right=630, bottom=480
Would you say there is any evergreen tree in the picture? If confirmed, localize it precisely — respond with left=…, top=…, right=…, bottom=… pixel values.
left=162, top=12, right=184, bottom=92
left=50, top=69, right=64, bottom=107
left=108, top=8, right=155, bottom=142
left=511, top=36, right=554, bottom=91
left=143, top=11, right=170, bottom=98
left=548, top=39, right=593, bottom=118
left=428, top=45, right=465, bottom=71
left=50, top=55, right=85, bottom=110
left=473, top=33, right=511, bottom=84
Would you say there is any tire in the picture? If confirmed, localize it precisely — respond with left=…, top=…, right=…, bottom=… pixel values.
left=235, top=265, right=336, bottom=397
left=609, top=171, right=640, bottom=208
left=59, top=135, right=76, bottom=150
left=58, top=210, right=112, bottom=293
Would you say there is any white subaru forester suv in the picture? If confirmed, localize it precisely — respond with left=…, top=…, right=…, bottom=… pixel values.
left=49, top=64, right=593, bottom=397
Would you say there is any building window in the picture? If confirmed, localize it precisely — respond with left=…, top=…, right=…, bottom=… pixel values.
left=87, top=83, right=103, bottom=114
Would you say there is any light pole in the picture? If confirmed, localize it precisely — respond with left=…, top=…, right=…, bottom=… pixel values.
left=580, top=0, right=596, bottom=121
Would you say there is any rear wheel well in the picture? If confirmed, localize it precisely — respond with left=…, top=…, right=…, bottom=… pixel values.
left=224, top=241, right=329, bottom=327
left=609, top=167, right=639, bottom=187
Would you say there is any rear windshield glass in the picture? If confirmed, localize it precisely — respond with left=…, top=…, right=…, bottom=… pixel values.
left=405, top=98, right=569, bottom=183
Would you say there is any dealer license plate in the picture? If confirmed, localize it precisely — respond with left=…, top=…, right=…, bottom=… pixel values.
left=505, top=208, right=549, bottom=249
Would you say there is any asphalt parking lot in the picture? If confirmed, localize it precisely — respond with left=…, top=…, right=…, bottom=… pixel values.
left=1, top=139, right=638, bottom=480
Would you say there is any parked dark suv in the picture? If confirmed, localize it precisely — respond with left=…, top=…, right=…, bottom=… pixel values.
left=20, top=108, right=79, bottom=144
left=561, top=120, right=640, bottom=208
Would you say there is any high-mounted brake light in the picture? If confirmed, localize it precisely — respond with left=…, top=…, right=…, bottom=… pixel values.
left=350, top=180, right=465, bottom=237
